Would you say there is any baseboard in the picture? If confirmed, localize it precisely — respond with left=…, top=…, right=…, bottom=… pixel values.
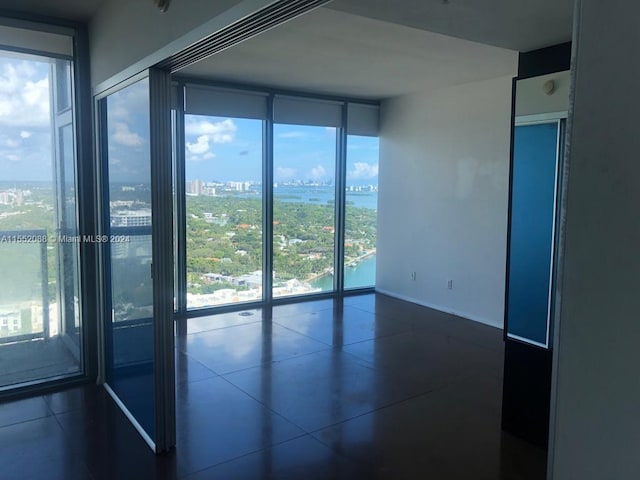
left=374, top=287, right=503, bottom=330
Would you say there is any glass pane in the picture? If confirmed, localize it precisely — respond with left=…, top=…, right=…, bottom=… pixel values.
left=55, top=60, right=72, bottom=113
left=104, top=77, right=155, bottom=438
left=172, top=110, right=179, bottom=312
left=507, top=122, right=559, bottom=347
left=0, top=51, right=81, bottom=388
left=185, top=115, right=263, bottom=309
left=344, top=135, right=378, bottom=289
left=273, top=124, right=336, bottom=298
left=57, top=124, right=81, bottom=349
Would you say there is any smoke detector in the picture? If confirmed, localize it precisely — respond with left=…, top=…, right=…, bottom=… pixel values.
left=543, top=79, right=556, bottom=96
left=154, top=0, right=170, bottom=12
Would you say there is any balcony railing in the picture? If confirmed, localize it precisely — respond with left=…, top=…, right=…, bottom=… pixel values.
left=0, top=229, right=49, bottom=344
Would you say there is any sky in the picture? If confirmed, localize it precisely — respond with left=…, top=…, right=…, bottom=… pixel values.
left=185, top=115, right=380, bottom=185
left=0, top=52, right=379, bottom=187
left=0, top=54, right=55, bottom=183
left=106, top=77, right=151, bottom=183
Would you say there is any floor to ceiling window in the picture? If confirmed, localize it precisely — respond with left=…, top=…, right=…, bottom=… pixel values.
left=343, top=134, right=379, bottom=289
left=0, top=23, right=84, bottom=389
left=343, top=104, right=380, bottom=290
left=182, top=85, right=267, bottom=310
left=185, top=114, right=264, bottom=308
left=273, top=123, right=337, bottom=298
left=174, top=83, right=379, bottom=313
left=271, top=95, right=342, bottom=299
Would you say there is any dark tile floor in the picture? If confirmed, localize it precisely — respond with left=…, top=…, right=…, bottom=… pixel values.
left=0, top=293, right=546, bottom=479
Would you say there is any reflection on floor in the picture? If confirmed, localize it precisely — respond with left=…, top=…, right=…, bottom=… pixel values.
left=0, top=293, right=546, bottom=479
left=0, top=336, right=80, bottom=388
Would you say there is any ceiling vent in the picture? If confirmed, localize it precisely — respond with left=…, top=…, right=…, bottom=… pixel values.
left=158, top=0, right=330, bottom=73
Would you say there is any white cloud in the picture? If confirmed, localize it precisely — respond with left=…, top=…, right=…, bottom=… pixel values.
left=310, top=165, right=326, bottom=179
left=185, top=119, right=237, bottom=162
left=4, top=138, right=19, bottom=148
left=278, top=131, right=308, bottom=139
left=3, top=153, right=20, bottom=162
left=23, top=78, right=48, bottom=106
left=0, top=62, right=36, bottom=94
left=0, top=59, right=58, bottom=180
left=112, top=122, right=144, bottom=147
left=276, top=167, right=297, bottom=180
left=349, top=162, right=379, bottom=179
left=186, top=135, right=209, bottom=155
left=185, top=118, right=237, bottom=144
left=108, top=79, right=149, bottom=121
left=185, top=136, right=218, bottom=162
left=0, top=60, right=50, bottom=128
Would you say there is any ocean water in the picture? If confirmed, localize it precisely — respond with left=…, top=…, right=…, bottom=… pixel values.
left=236, top=185, right=378, bottom=210
left=311, top=254, right=376, bottom=290
left=273, top=186, right=378, bottom=210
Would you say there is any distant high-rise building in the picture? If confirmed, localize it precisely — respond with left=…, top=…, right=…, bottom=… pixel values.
left=186, top=180, right=204, bottom=195
left=111, top=209, right=152, bottom=227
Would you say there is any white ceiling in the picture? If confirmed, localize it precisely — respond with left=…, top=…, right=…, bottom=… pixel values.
left=0, top=0, right=573, bottom=100
left=179, top=7, right=519, bottom=100
left=0, top=0, right=104, bottom=21
left=328, top=0, right=573, bottom=52
left=0, top=0, right=572, bottom=45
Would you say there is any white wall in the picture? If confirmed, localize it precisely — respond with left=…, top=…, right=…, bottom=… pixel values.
left=549, top=0, right=640, bottom=478
left=377, top=73, right=516, bottom=328
left=515, top=70, right=571, bottom=117
left=89, top=0, right=244, bottom=88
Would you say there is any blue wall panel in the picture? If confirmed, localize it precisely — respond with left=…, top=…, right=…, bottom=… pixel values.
left=507, top=122, right=559, bottom=347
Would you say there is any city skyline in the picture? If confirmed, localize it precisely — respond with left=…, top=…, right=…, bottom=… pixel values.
left=185, top=116, right=380, bottom=186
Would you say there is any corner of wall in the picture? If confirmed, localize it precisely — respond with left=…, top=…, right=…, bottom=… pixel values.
left=376, top=75, right=516, bottom=329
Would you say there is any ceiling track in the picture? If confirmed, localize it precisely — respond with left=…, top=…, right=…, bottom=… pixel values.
left=158, top=0, right=331, bottom=74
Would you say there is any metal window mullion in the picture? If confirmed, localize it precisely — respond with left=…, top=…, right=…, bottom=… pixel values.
left=164, top=0, right=332, bottom=73
left=263, top=94, right=274, bottom=304
left=149, top=68, right=176, bottom=453
left=72, top=23, right=99, bottom=383
left=40, top=239, right=50, bottom=339
left=95, top=96, right=110, bottom=386
left=48, top=61, right=62, bottom=341
left=334, top=103, right=348, bottom=293
left=175, top=84, right=188, bottom=314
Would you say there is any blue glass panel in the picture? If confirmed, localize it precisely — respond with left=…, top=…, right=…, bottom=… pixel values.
left=104, top=78, right=155, bottom=440
left=507, top=122, right=559, bottom=347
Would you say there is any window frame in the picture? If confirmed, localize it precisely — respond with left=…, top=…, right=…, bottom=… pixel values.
left=0, top=14, right=95, bottom=399
left=173, top=78, right=380, bottom=318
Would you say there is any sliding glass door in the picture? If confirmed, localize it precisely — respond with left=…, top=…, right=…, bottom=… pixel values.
left=102, top=77, right=155, bottom=444
left=98, top=70, right=174, bottom=452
